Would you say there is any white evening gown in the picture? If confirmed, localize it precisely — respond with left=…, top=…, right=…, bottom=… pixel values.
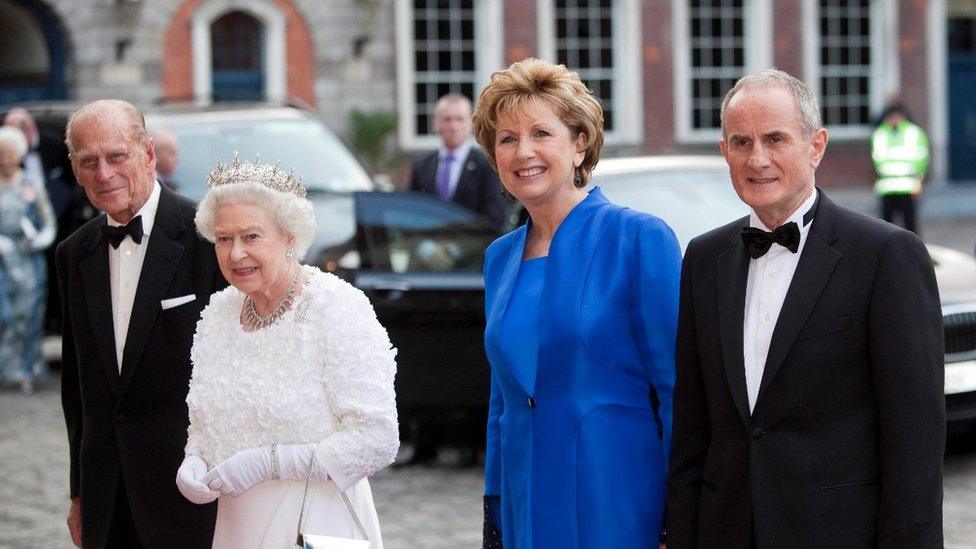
left=186, top=267, right=399, bottom=549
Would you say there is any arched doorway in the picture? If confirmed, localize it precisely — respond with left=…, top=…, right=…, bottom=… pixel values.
left=211, top=10, right=264, bottom=101
left=0, top=0, right=67, bottom=104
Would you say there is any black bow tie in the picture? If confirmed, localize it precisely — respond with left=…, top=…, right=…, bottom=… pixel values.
left=742, top=222, right=800, bottom=259
left=101, top=216, right=143, bottom=249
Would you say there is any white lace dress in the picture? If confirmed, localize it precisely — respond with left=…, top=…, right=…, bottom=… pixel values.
left=186, top=267, right=398, bottom=549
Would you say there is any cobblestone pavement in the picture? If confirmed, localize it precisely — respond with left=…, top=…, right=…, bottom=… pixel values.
left=2, top=382, right=976, bottom=548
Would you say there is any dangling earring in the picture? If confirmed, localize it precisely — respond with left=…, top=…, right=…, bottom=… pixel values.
left=500, top=188, right=516, bottom=202
left=286, top=249, right=296, bottom=261
left=574, top=169, right=583, bottom=188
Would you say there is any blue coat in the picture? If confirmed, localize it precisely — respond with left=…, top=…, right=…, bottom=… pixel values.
left=483, top=188, right=681, bottom=548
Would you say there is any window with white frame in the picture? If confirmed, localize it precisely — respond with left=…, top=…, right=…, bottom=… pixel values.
left=688, top=0, right=746, bottom=131
left=396, top=0, right=502, bottom=148
left=411, top=0, right=477, bottom=136
left=538, top=0, right=642, bottom=143
left=553, top=0, right=616, bottom=131
left=818, top=0, right=873, bottom=127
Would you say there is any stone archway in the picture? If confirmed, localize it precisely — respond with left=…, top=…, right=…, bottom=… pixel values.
left=0, top=0, right=68, bottom=104
left=161, top=0, right=315, bottom=105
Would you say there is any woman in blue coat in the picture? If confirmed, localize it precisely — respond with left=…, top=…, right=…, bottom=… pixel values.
left=473, top=58, right=681, bottom=548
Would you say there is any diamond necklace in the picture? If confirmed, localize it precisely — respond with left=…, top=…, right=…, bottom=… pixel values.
left=242, top=266, right=300, bottom=331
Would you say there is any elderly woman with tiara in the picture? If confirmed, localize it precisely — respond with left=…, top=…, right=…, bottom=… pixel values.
left=174, top=156, right=399, bottom=548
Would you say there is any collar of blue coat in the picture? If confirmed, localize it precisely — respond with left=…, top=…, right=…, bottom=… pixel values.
left=486, top=186, right=616, bottom=339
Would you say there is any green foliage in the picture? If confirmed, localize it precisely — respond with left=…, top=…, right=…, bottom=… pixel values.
left=348, top=108, right=397, bottom=171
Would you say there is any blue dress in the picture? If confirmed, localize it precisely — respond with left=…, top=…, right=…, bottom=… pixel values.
left=483, top=188, right=681, bottom=548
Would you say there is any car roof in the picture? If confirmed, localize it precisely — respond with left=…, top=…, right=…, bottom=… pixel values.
left=143, top=105, right=311, bottom=126
left=594, top=155, right=728, bottom=176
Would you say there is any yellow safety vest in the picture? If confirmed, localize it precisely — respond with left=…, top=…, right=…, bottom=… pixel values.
left=871, top=121, right=930, bottom=195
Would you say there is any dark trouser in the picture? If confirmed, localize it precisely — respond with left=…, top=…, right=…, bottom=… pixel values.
left=881, top=193, right=918, bottom=234
left=106, top=478, right=144, bottom=549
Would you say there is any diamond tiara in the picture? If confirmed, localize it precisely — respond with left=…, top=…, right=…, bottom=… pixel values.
left=205, top=153, right=307, bottom=199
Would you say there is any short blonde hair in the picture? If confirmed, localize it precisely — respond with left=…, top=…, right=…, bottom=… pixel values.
left=472, top=58, right=604, bottom=186
left=195, top=183, right=316, bottom=259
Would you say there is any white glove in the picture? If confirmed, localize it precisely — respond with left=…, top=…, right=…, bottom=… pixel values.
left=202, top=444, right=329, bottom=497
left=176, top=455, right=220, bottom=504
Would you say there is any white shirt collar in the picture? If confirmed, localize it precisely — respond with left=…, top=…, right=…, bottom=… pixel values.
left=439, top=140, right=472, bottom=162
left=749, top=187, right=818, bottom=232
left=107, top=180, right=161, bottom=239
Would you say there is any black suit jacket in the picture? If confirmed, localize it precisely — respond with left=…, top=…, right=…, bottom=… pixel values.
left=57, top=186, right=224, bottom=548
left=409, top=147, right=507, bottom=229
left=667, top=191, right=945, bottom=549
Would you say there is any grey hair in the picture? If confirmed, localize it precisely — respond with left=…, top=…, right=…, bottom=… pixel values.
left=720, top=68, right=822, bottom=138
left=0, top=126, right=29, bottom=159
left=65, top=99, right=150, bottom=157
left=195, top=183, right=316, bottom=259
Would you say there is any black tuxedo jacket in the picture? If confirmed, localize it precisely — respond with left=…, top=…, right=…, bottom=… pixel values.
left=409, top=147, right=507, bottom=229
left=667, top=191, right=945, bottom=549
left=57, top=186, right=223, bottom=548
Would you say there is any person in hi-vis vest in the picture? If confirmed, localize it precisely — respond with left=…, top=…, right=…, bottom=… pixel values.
left=871, top=104, right=930, bottom=234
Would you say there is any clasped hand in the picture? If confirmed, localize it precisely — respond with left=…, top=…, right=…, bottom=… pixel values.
left=177, top=443, right=328, bottom=502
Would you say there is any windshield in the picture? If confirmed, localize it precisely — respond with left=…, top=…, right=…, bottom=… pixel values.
left=158, top=116, right=374, bottom=200
left=592, top=168, right=747, bottom=250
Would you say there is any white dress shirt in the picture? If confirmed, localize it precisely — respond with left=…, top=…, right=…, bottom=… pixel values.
left=109, top=181, right=161, bottom=372
left=743, top=189, right=818, bottom=412
left=438, top=140, right=472, bottom=200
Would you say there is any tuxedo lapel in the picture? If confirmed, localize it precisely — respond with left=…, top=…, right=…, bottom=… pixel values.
left=757, top=193, right=841, bottom=404
left=79, top=221, right=121, bottom=396
left=118, top=190, right=187, bottom=393
left=716, top=220, right=751, bottom=427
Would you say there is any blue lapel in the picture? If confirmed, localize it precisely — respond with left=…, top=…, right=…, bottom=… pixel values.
left=487, top=188, right=618, bottom=395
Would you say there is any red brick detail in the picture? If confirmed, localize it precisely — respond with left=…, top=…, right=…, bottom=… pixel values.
left=162, top=0, right=316, bottom=106
left=772, top=1, right=803, bottom=77
left=898, top=0, right=928, bottom=129
left=643, top=1, right=675, bottom=152
left=504, top=0, right=538, bottom=64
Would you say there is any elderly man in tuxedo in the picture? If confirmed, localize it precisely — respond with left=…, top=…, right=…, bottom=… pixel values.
left=667, top=69, right=944, bottom=548
left=409, top=93, right=507, bottom=229
left=57, top=100, right=222, bottom=548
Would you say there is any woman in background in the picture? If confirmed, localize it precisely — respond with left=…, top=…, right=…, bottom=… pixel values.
left=0, top=125, right=56, bottom=395
left=475, top=58, right=681, bottom=548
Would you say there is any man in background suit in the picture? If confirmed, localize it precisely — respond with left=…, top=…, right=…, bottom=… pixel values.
left=58, top=100, right=222, bottom=547
left=151, top=128, right=181, bottom=193
left=667, top=69, right=944, bottom=548
left=409, top=93, right=507, bottom=229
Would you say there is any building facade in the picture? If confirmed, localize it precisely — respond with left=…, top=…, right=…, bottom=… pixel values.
left=1, top=0, right=970, bottom=186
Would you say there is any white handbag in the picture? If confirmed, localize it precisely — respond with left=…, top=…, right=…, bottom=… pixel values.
left=294, top=454, right=371, bottom=549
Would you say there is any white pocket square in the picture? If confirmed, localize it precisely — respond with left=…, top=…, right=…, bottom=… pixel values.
left=161, top=294, right=196, bottom=310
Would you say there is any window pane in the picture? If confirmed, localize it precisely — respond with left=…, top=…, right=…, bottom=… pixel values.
left=688, top=0, right=745, bottom=130
left=411, top=0, right=478, bottom=136
left=554, top=0, right=617, bottom=131
left=819, top=0, right=872, bottom=126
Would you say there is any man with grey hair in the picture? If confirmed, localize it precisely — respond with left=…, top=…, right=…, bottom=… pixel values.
left=57, top=99, right=222, bottom=547
left=667, top=69, right=944, bottom=548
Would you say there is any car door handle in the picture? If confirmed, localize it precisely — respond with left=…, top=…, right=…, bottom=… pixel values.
left=372, top=280, right=412, bottom=292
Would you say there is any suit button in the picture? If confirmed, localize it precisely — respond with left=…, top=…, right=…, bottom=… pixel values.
left=752, top=427, right=765, bottom=439
left=115, top=414, right=126, bottom=423
left=527, top=397, right=536, bottom=408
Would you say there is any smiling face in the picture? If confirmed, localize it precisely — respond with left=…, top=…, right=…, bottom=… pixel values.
left=70, top=111, right=157, bottom=224
left=212, top=201, right=295, bottom=302
left=492, top=98, right=586, bottom=208
left=720, top=85, right=828, bottom=229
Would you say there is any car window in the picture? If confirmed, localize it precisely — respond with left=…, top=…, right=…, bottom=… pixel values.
left=354, top=192, right=498, bottom=273
left=155, top=116, right=374, bottom=199
left=592, top=169, right=747, bottom=250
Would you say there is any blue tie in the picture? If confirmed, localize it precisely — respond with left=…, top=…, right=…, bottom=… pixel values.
left=436, top=153, right=455, bottom=201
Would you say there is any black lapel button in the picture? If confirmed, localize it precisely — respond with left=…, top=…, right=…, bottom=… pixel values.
left=527, top=397, right=536, bottom=408
left=752, top=427, right=765, bottom=439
